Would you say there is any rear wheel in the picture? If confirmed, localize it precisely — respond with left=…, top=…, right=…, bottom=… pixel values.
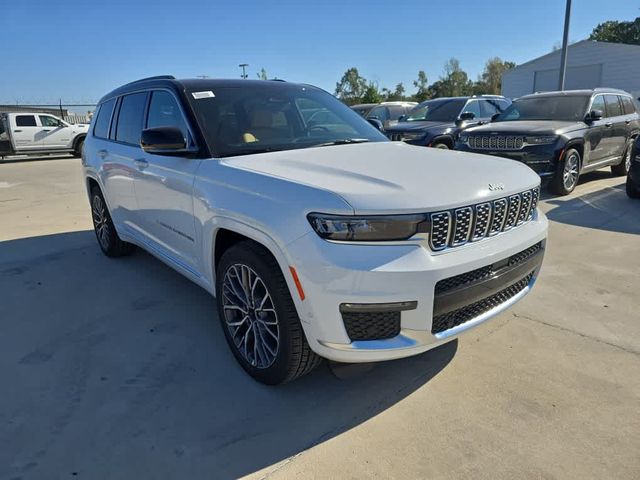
left=627, top=174, right=640, bottom=198
left=90, top=186, right=135, bottom=257
left=549, top=148, right=580, bottom=195
left=216, top=241, right=321, bottom=385
left=612, top=139, right=634, bottom=176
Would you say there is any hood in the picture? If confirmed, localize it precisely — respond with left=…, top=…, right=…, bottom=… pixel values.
left=465, top=120, right=583, bottom=135
left=221, top=142, right=540, bottom=214
left=385, top=121, right=452, bottom=133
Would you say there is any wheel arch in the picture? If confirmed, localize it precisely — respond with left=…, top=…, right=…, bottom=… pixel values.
left=563, top=140, right=584, bottom=170
left=73, top=133, right=87, bottom=149
left=430, top=135, right=453, bottom=148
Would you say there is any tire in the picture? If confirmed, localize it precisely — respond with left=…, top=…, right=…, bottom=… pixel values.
left=611, top=139, right=634, bottom=177
left=74, top=136, right=85, bottom=157
left=216, top=241, right=321, bottom=385
left=432, top=142, right=450, bottom=149
left=90, top=186, right=135, bottom=257
left=549, top=148, right=580, bottom=195
left=627, top=174, right=640, bottom=198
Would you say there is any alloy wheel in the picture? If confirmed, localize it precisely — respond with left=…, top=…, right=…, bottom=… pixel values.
left=625, top=147, right=632, bottom=172
left=222, top=264, right=280, bottom=369
left=563, top=153, right=579, bottom=190
left=92, top=195, right=110, bottom=250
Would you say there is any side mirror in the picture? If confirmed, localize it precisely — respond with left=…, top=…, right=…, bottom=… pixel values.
left=140, top=127, right=190, bottom=154
left=398, top=115, right=406, bottom=122
left=490, top=113, right=500, bottom=122
left=455, top=111, right=475, bottom=126
left=367, top=118, right=384, bottom=132
left=586, top=109, right=603, bottom=122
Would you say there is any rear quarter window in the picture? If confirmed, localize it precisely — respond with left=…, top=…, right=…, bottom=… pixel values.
left=93, top=98, right=116, bottom=139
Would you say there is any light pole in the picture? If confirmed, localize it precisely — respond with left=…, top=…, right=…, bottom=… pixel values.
left=239, top=63, right=249, bottom=79
left=558, top=0, right=572, bottom=90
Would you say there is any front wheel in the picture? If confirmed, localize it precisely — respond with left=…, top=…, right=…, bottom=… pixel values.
left=90, top=186, right=135, bottom=257
left=549, top=148, right=580, bottom=195
left=627, top=174, right=640, bottom=198
left=432, top=142, right=450, bottom=149
left=216, top=241, right=321, bottom=385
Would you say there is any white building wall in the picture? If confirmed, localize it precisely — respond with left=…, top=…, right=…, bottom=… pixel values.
left=502, top=41, right=640, bottom=99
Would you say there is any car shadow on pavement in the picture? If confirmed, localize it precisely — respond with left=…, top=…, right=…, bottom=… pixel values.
left=543, top=176, right=639, bottom=235
left=0, top=230, right=457, bottom=479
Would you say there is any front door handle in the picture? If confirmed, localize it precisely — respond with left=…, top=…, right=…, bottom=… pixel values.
left=605, top=122, right=613, bottom=128
left=42, top=129, right=51, bottom=132
left=97, top=149, right=108, bottom=159
left=625, top=120, right=631, bottom=124
left=134, top=158, right=149, bottom=170
left=13, top=129, right=22, bottom=133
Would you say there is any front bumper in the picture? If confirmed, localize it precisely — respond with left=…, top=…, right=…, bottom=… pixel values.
left=287, top=211, right=548, bottom=363
left=455, top=143, right=560, bottom=177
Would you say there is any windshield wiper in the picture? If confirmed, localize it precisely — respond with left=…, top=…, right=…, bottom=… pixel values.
left=309, top=138, right=371, bottom=148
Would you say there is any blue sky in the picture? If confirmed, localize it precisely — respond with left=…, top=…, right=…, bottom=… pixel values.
left=1, top=0, right=637, bottom=108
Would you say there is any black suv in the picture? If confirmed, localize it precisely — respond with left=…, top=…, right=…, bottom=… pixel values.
left=384, top=95, right=510, bottom=149
left=456, top=89, right=640, bottom=195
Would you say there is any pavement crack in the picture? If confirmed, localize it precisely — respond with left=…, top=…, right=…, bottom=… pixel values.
left=512, top=312, right=640, bottom=356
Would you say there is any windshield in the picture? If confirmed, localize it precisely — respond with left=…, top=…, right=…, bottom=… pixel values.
left=402, top=98, right=466, bottom=122
left=495, top=95, right=589, bottom=122
left=188, top=83, right=387, bottom=157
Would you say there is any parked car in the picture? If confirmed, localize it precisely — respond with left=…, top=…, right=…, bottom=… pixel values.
left=385, top=95, right=511, bottom=149
left=627, top=136, right=640, bottom=198
left=364, top=101, right=417, bottom=130
left=0, top=112, right=88, bottom=158
left=83, top=76, right=547, bottom=384
left=351, top=103, right=377, bottom=117
left=456, top=89, right=640, bottom=195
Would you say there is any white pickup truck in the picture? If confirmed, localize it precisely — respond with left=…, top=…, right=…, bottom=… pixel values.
left=0, top=112, right=89, bottom=158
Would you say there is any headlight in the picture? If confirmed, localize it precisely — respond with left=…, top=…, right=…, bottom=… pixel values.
left=400, top=132, right=425, bottom=141
left=525, top=136, right=557, bottom=145
left=307, top=213, right=429, bottom=241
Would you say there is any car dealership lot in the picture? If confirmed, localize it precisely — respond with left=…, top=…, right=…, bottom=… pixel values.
left=1, top=158, right=639, bottom=479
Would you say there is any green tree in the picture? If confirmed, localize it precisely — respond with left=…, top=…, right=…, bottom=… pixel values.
left=335, top=67, right=368, bottom=105
left=385, top=82, right=406, bottom=101
left=589, top=17, right=640, bottom=45
left=474, top=57, right=516, bottom=95
left=257, top=68, right=268, bottom=80
left=434, top=58, right=473, bottom=97
left=362, top=82, right=383, bottom=104
left=413, top=70, right=431, bottom=102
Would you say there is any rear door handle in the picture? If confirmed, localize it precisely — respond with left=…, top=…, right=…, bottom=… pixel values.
left=97, top=149, right=108, bottom=159
left=13, top=129, right=22, bottom=133
left=605, top=122, right=613, bottom=128
left=134, top=158, right=149, bottom=170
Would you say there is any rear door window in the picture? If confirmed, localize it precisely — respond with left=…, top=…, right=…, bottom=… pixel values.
left=604, top=95, right=623, bottom=117
left=15, top=115, right=37, bottom=127
left=93, top=98, right=116, bottom=139
left=621, top=96, right=636, bottom=115
left=115, top=92, right=148, bottom=145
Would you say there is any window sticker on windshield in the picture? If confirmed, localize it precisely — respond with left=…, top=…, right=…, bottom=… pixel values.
left=192, top=91, right=215, bottom=99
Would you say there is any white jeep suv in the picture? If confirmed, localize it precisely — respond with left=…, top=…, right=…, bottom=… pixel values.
left=83, top=76, right=547, bottom=384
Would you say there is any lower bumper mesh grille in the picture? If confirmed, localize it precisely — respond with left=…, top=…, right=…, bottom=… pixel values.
left=431, top=272, right=534, bottom=335
left=342, top=311, right=401, bottom=341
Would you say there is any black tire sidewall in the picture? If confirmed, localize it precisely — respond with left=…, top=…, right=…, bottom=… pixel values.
left=90, top=186, right=121, bottom=256
left=551, top=148, right=580, bottom=195
left=215, top=243, right=300, bottom=385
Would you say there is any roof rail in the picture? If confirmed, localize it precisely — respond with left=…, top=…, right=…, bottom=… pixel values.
left=122, top=75, right=176, bottom=87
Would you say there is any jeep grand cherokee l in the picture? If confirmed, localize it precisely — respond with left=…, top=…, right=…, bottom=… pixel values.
left=83, top=76, right=547, bottom=384
left=456, top=89, right=640, bottom=195
left=385, top=95, right=510, bottom=149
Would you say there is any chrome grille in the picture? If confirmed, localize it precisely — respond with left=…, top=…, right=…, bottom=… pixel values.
left=428, top=187, right=540, bottom=251
left=490, top=198, right=508, bottom=235
left=469, top=135, right=524, bottom=150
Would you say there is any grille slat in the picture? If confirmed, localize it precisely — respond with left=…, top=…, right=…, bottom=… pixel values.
left=469, top=135, right=524, bottom=150
left=429, top=187, right=540, bottom=251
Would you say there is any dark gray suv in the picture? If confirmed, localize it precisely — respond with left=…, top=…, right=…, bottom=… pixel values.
left=455, top=89, right=640, bottom=195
